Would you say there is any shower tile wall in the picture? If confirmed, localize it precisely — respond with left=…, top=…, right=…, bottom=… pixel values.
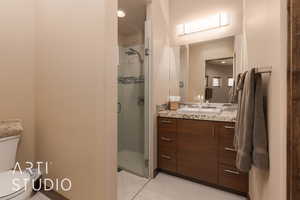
left=118, top=45, right=145, bottom=154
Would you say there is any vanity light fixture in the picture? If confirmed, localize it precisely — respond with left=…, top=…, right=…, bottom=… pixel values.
left=117, top=10, right=126, bottom=18
left=176, top=12, right=230, bottom=36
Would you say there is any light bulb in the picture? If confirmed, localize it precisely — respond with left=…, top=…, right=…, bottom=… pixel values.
left=117, top=10, right=126, bottom=18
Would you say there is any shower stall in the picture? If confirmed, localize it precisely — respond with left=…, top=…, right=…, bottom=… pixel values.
left=118, top=44, right=149, bottom=177
left=117, top=0, right=150, bottom=178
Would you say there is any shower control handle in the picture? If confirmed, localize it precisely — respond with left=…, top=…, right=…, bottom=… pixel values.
left=145, top=48, right=150, bottom=56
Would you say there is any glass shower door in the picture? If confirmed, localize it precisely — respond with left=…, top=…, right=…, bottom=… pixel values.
left=118, top=45, right=148, bottom=177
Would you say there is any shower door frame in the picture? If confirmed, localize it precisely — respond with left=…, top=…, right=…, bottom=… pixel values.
left=144, top=12, right=154, bottom=178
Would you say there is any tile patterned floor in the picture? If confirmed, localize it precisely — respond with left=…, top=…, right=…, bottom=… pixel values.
left=133, top=173, right=247, bottom=200
left=31, top=172, right=247, bottom=200
left=118, top=171, right=149, bottom=200
left=30, top=192, right=51, bottom=200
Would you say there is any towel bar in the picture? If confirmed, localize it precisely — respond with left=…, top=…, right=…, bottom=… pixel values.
left=254, top=66, right=272, bottom=74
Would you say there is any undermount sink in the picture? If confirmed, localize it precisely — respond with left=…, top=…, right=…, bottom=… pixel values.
left=178, top=107, right=222, bottom=114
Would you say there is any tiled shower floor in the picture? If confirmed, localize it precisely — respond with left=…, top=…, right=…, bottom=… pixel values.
left=118, top=150, right=146, bottom=176
left=118, top=171, right=149, bottom=200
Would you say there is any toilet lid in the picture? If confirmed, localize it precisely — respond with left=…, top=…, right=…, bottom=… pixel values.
left=0, top=170, right=30, bottom=198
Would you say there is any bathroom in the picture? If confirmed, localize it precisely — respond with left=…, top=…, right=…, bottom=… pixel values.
left=0, top=0, right=295, bottom=200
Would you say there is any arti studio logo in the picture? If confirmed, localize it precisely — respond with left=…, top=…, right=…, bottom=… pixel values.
left=12, top=161, right=72, bottom=192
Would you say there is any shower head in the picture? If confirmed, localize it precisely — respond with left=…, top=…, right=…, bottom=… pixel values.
left=125, top=48, right=138, bottom=55
left=129, top=48, right=138, bottom=53
left=125, top=48, right=144, bottom=63
left=125, top=51, right=136, bottom=55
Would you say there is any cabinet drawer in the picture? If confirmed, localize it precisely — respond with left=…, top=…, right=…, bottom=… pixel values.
left=219, top=165, right=249, bottom=194
left=158, top=118, right=177, bottom=131
left=158, top=150, right=177, bottom=173
left=159, top=131, right=177, bottom=153
left=219, top=147, right=237, bottom=166
left=218, top=123, right=236, bottom=166
left=219, top=123, right=235, bottom=145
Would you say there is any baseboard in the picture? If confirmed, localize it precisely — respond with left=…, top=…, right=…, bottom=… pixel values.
left=153, top=168, right=159, bottom=178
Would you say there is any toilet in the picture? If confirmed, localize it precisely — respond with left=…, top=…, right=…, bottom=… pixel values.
left=0, top=135, right=33, bottom=200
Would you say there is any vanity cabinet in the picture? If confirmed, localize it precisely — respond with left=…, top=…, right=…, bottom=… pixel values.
left=158, top=118, right=177, bottom=172
left=177, top=120, right=218, bottom=184
left=158, top=117, right=249, bottom=196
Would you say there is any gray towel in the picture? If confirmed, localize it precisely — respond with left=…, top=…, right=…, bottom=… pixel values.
left=235, top=69, right=255, bottom=172
left=230, top=73, right=242, bottom=104
left=253, top=74, right=269, bottom=170
left=234, top=69, right=269, bottom=172
left=234, top=72, right=247, bottom=149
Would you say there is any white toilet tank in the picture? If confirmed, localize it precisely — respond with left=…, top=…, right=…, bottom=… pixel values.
left=0, top=136, right=20, bottom=172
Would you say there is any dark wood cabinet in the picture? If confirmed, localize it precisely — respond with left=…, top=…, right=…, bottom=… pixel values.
left=158, top=117, right=249, bottom=196
left=158, top=118, right=177, bottom=173
left=177, top=120, right=218, bottom=184
left=218, top=124, right=237, bottom=166
left=219, top=164, right=249, bottom=194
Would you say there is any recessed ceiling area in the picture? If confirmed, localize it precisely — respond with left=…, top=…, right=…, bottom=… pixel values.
left=206, top=58, right=234, bottom=66
left=118, top=0, right=147, bottom=37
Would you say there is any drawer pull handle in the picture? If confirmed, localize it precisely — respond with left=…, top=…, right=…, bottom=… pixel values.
left=224, top=169, right=240, bottom=175
left=161, top=137, right=172, bottom=142
left=161, top=155, right=172, bottom=160
left=225, top=147, right=237, bottom=152
left=161, top=120, right=172, bottom=124
left=224, top=126, right=235, bottom=129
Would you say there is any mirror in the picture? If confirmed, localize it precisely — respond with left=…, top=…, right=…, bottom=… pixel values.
left=205, top=57, right=234, bottom=103
left=170, top=36, right=241, bottom=103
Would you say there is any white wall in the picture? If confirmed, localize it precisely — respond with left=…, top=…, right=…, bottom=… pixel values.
left=119, top=32, right=145, bottom=47
left=36, top=0, right=118, bottom=199
left=0, top=0, right=36, bottom=166
left=170, top=0, right=243, bottom=46
left=243, top=0, right=287, bottom=199
left=169, top=46, right=181, bottom=97
left=149, top=0, right=171, bottom=174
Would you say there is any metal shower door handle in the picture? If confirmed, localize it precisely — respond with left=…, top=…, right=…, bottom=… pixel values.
left=118, top=103, right=122, bottom=114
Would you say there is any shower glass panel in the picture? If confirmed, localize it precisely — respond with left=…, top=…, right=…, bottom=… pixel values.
left=118, top=45, right=148, bottom=177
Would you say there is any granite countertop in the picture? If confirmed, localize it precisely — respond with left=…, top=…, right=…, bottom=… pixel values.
left=158, top=109, right=237, bottom=123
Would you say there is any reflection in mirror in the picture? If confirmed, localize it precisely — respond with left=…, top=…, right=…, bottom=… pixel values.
left=205, top=57, right=234, bottom=103
left=170, top=36, right=238, bottom=104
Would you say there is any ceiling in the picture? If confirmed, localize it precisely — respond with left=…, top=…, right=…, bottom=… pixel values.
left=118, top=0, right=147, bottom=36
left=206, top=58, right=234, bottom=66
